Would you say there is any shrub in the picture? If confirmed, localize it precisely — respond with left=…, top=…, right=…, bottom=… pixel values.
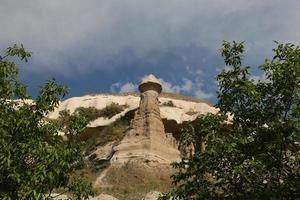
left=99, top=103, right=127, bottom=119
left=161, top=100, right=175, bottom=107
left=75, top=106, right=103, bottom=121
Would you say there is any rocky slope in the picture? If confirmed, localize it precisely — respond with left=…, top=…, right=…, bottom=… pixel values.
left=48, top=92, right=217, bottom=128
left=47, top=91, right=217, bottom=200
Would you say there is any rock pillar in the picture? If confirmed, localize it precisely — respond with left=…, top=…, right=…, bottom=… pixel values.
left=111, top=74, right=180, bottom=164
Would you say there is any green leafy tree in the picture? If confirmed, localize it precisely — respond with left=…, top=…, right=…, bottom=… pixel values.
left=57, top=109, right=89, bottom=141
left=0, top=45, right=95, bottom=199
left=161, top=41, right=300, bottom=199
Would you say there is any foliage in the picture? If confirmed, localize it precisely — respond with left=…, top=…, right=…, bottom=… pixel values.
left=98, top=102, right=126, bottom=119
left=161, top=41, right=300, bottom=199
left=162, top=100, right=175, bottom=107
left=185, top=110, right=198, bottom=116
left=57, top=109, right=89, bottom=139
left=74, top=107, right=103, bottom=122
left=61, top=103, right=126, bottom=124
left=56, top=103, right=127, bottom=141
left=56, top=107, right=103, bottom=141
left=85, top=117, right=130, bottom=154
left=0, top=45, right=95, bottom=199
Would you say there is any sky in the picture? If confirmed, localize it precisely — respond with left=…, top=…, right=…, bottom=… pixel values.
left=1, top=0, right=300, bottom=103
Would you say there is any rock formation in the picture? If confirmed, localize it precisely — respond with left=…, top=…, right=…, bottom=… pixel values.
left=47, top=91, right=217, bottom=128
left=111, top=75, right=181, bottom=164
left=143, top=191, right=162, bottom=200
left=51, top=193, right=119, bottom=200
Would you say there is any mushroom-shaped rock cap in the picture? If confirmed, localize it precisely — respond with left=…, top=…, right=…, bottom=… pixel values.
left=139, top=74, right=162, bottom=93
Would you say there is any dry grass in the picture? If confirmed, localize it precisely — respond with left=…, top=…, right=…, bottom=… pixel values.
left=97, top=161, right=175, bottom=200
left=77, top=116, right=131, bottom=182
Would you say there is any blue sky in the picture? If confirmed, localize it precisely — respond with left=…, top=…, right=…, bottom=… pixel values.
left=1, top=0, right=300, bottom=103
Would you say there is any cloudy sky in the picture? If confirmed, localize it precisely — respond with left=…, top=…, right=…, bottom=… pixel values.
left=1, top=0, right=300, bottom=102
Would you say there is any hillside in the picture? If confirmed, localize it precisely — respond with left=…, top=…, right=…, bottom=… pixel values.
left=47, top=90, right=217, bottom=200
left=48, top=92, right=217, bottom=127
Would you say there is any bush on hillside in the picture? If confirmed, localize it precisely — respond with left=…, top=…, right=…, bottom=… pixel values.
left=75, top=106, right=103, bottom=121
left=99, top=103, right=127, bottom=119
left=161, top=100, right=175, bottom=107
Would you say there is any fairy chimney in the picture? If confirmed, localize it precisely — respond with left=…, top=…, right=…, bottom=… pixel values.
left=111, top=74, right=180, bottom=164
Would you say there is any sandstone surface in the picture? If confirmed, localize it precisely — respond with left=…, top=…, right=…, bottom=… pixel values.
left=143, top=191, right=162, bottom=200
left=87, top=141, right=116, bottom=163
left=51, top=193, right=119, bottom=200
left=111, top=75, right=181, bottom=164
left=42, top=75, right=220, bottom=198
left=46, top=93, right=217, bottom=127
left=91, top=194, right=119, bottom=200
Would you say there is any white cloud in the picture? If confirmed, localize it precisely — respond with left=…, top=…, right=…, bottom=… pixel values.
left=251, top=73, right=268, bottom=83
left=195, top=69, right=203, bottom=76
left=1, top=0, right=300, bottom=74
left=158, top=78, right=193, bottom=94
left=159, top=77, right=214, bottom=100
left=158, top=79, right=175, bottom=93
left=119, top=82, right=137, bottom=93
left=112, top=75, right=213, bottom=100
left=181, top=79, right=193, bottom=92
left=110, top=82, right=137, bottom=93
left=110, top=82, right=121, bottom=93
left=195, top=89, right=214, bottom=99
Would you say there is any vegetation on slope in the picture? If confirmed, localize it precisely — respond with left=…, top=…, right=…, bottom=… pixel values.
left=84, top=116, right=130, bottom=154
left=98, top=103, right=128, bottom=119
left=99, top=162, right=174, bottom=200
left=61, top=103, right=127, bottom=123
left=161, top=100, right=175, bottom=107
left=76, top=116, right=131, bottom=185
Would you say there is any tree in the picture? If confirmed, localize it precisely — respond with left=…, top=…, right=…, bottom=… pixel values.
left=0, top=45, right=95, bottom=199
left=161, top=41, right=300, bottom=199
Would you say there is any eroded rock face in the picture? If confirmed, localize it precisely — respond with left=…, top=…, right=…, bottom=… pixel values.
left=87, top=141, right=115, bottom=165
left=51, top=193, right=69, bottom=200
left=47, top=92, right=218, bottom=128
left=143, top=191, right=162, bottom=200
left=91, top=194, right=119, bottom=200
left=51, top=193, right=119, bottom=200
left=111, top=75, right=181, bottom=165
